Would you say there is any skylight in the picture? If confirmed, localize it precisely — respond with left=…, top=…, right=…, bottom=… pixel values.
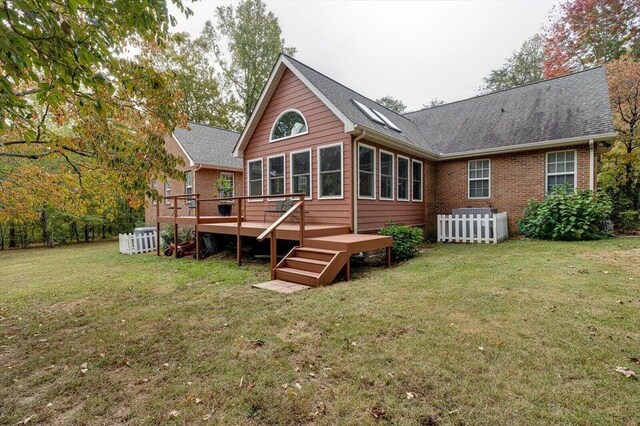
left=352, top=99, right=385, bottom=125
left=372, top=109, right=402, bottom=132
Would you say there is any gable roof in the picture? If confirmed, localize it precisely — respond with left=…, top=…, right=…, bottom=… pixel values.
left=174, top=122, right=242, bottom=169
left=404, top=66, right=616, bottom=155
left=235, top=54, right=616, bottom=160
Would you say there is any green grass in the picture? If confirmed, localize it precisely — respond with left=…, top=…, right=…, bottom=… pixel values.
left=1, top=239, right=639, bottom=425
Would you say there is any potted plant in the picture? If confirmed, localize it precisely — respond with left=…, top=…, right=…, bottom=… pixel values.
left=216, top=176, right=234, bottom=216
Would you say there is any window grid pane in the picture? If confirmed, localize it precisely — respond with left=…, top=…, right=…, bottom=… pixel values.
left=248, top=160, right=262, bottom=197
left=380, top=152, right=393, bottom=199
left=319, top=145, right=342, bottom=197
left=546, top=150, right=576, bottom=193
left=468, top=159, right=490, bottom=198
left=291, top=151, right=311, bottom=197
left=412, top=161, right=422, bottom=201
left=358, top=146, right=375, bottom=198
left=268, top=156, right=285, bottom=196
left=397, top=157, right=409, bottom=200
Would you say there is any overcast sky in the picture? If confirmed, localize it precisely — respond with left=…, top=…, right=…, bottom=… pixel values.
left=170, top=0, right=559, bottom=112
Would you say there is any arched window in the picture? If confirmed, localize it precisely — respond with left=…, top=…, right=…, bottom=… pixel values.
left=270, top=109, right=308, bottom=142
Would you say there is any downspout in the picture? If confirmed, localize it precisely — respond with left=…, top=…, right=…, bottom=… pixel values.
left=589, top=139, right=595, bottom=191
left=352, top=130, right=366, bottom=234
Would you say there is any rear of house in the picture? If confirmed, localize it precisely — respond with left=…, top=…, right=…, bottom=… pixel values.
left=145, top=122, right=243, bottom=225
left=233, top=54, right=616, bottom=236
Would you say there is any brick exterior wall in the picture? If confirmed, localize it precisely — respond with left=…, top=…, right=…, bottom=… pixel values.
left=434, top=144, right=593, bottom=232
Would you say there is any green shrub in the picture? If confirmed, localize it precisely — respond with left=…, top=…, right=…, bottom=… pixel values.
left=160, top=224, right=193, bottom=246
left=618, top=210, right=640, bottom=233
left=378, top=222, right=423, bottom=261
left=518, top=185, right=612, bottom=241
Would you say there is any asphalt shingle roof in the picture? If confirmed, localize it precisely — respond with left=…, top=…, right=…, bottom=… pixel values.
left=174, top=122, right=242, bottom=169
left=286, top=55, right=615, bottom=156
left=285, top=56, right=437, bottom=153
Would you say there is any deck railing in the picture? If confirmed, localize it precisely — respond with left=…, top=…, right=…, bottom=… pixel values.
left=156, top=192, right=306, bottom=266
left=257, top=195, right=305, bottom=279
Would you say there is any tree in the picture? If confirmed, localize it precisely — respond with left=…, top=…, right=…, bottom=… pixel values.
left=1, top=1, right=191, bottom=242
left=480, top=34, right=545, bottom=93
left=202, top=0, right=296, bottom=123
left=544, top=0, right=640, bottom=78
left=423, top=98, right=446, bottom=108
left=599, top=58, right=640, bottom=214
left=156, top=33, right=240, bottom=129
left=375, top=95, right=407, bottom=113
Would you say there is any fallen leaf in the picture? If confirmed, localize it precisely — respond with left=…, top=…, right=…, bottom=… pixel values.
left=203, top=413, right=212, bottom=421
left=294, top=382, right=302, bottom=390
left=406, top=392, right=415, bottom=399
left=629, top=357, right=640, bottom=365
left=17, top=415, right=34, bottom=424
left=615, top=366, right=636, bottom=378
left=168, top=410, right=180, bottom=417
left=371, top=406, right=386, bottom=419
left=195, top=398, right=202, bottom=405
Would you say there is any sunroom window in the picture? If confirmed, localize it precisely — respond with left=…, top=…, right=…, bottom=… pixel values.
left=270, top=109, right=308, bottom=142
left=248, top=159, right=263, bottom=198
left=358, top=144, right=376, bottom=199
left=318, top=143, right=343, bottom=198
left=185, top=171, right=194, bottom=207
left=397, top=156, right=409, bottom=201
left=547, top=150, right=576, bottom=193
left=412, top=159, right=423, bottom=202
left=379, top=150, right=394, bottom=200
left=268, top=155, right=285, bottom=197
left=291, top=150, right=311, bottom=198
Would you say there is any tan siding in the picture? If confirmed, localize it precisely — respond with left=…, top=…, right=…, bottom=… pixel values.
left=243, top=69, right=352, bottom=228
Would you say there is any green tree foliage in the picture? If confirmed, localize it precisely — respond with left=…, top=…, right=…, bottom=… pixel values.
left=375, top=95, right=407, bottom=113
left=423, top=98, right=445, bottom=109
left=202, top=0, right=296, bottom=123
left=518, top=186, right=612, bottom=240
left=378, top=222, right=423, bottom=261
left=154, top=33, right=240, bottom=129
left=480, top=34, right=545, bottom=94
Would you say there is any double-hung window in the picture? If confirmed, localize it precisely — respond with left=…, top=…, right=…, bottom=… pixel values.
left=318, top=143, right=343, bottom=198
left=164, top=184, right=171, bottom=205
left=268, top=155, right=285, bottom=197
left=185, top=171, right=194, bottom=206
left=546, top=150, right=576, bottom=193
left=397, top=156, right=409, bottom=201
left=412, top=159, right=423, bottom=202
left=379, top=150, right=394, bottom=200
left=290, top=149, right=312, bottom=198
left=248, top=159, right=263, bottom=199
left=358, top=144, right=376, bottom=199
left=468, top=159, right=490, bottom=199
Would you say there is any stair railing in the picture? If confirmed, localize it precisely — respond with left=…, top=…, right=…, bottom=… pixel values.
left=257, top=194, right=306, bottom=279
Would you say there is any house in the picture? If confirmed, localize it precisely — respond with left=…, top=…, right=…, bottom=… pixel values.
left=233, top=54, right=616, bottom=235
left=154, top=54, right=615, bottom=287
left=145, top=122, right=243, bottom=226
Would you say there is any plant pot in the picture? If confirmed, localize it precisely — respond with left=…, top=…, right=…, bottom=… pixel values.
left=218, top=203, right=232, bottom=217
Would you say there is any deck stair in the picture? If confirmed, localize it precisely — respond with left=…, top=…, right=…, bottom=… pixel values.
left=275, top=247, right=349, bottom=286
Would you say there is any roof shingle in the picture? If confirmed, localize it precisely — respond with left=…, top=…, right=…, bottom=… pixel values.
left=174, top=122, right=242, bottom=169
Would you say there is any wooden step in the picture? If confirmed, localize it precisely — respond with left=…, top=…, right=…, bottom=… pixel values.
left=293, top=247, right=338, bottom=262
left=275, top=267, right=321, bottom=286
left=285, top=256, right=328, bottom=273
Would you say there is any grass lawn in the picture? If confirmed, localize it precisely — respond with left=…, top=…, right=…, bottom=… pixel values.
left=1, top=239, right=639, bottom=425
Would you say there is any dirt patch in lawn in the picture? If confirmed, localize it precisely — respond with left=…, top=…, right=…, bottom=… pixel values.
left=580, top=247, right=640, bottom=275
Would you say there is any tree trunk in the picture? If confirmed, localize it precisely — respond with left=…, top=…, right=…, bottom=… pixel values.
left=9, top=223, right=16, bottom=248
left=84, top=224, right=90, bottom=243
left=41, top=210, right=52, bottom=248
left=101, top=224, right=106, bottom=239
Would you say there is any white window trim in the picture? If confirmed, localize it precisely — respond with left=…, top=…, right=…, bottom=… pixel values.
left=247, top=158, right=264, bottom=202
left=468, top=159, right=491, bottom=199
left=269, top=108, right=309, bottom=143
left=396, top=155, right=410, bottom=202
left=267, top=154, right=286, bottom=200
left=411, top=159, right=423, bottom=202
left=357, top=143, right=377, bottom=200
left=379, top=149, right=394, bottom=201
left=317, top=142, right=344, bottom=200
left=545, top=149, right=577, bottom=194
left=164, top=184, right=171, bottom=205
left=220, top=172, right=235, bottom=197
left=289, top=148, right=312, bottom=200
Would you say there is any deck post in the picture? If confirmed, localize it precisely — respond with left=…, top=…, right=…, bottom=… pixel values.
left=299, top=194, right=305, bottom=246
left=343, top=260, right=351, bottom=281
left=270, top=229, right=277, bottom=280
left=156, top=197, right=160, bottom=256
left=194, top=194, right=200, bottom=260
left=173, top=196, right=178, bottom=259
left=385, top=246, right=392, bottom=267
left=236, top=197, right=242, bottom=266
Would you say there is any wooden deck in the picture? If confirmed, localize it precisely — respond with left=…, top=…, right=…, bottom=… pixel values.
left=157, top=215, right=237, bottom=226
left=199, top=221, right=350, bottom=241
left=305, top=234, right=393, bottom=255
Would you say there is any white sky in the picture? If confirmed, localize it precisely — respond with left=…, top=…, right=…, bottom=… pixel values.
left=169, top=0, right=558, bottom=111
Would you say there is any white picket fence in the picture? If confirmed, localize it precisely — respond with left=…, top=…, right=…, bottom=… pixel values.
left=437, top=212, right=509, bottom=244
left=119, top=230, right=157, bottom=255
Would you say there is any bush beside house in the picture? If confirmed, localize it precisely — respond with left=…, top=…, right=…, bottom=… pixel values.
left=379, top=222, right=423, bottom=261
